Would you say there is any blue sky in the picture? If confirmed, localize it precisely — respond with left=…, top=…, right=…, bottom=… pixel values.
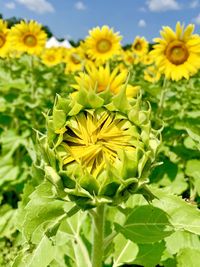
left=1, top=0, right=200, bottom=44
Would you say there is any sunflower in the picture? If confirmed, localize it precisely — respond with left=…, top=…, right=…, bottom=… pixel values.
left=64, top=47, right=84, bottom=73
left=132, top=36, right=148, bottom=56
left=10, top=20, right=47, bottom=55
left=122, top=50, right=137, bottom=65
left=0, top=19, right=11, bottom=57
left=59, top=47, right=70, bottom=62
left=71, top=64, right=139, bottom=97
left=142, top=53, right=154, bottom=65
left=61, top=110, right=136, bottom=178
left=85, top=26, right=122, bottom=63
left=41, top=48, right=62, bottom=66
left=144, top=65, right=161, bottom=83
left=40, top=87, right=160, bottom=208
left=151, top=22, right=200, bottom=81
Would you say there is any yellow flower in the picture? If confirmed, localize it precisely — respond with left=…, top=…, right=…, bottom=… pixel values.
left=151, top=22, right=200, bottom=81
left=122, top=50, right=136, bottom=65
left=62, top=110, right=136, bottom=178
left=0, top=19, right=11, bottom=57
left=64, top=47, right=84, bottom=73
left=10, top=20, right=47, bottom=55
left=132, top=36, right=148, bottom=56
left=71, top=64, right=139, bottom=97
left=59, top=47, right=70, bottom=62
left=41, top=89, right=160, bottom=208
left=142, top=53, right=154, bottom=65
left=85, top=26, right=122, bottom=63
left=41, top=48, right=62, bottom=66
left=144, top=65, right=161, bottom=83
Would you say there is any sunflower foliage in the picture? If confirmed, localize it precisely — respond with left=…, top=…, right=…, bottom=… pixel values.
left=0, top=54, right=73, bottom=266
left=12, top=86, right=200, bottom=267
left=0, top=19, right=200, bottom=267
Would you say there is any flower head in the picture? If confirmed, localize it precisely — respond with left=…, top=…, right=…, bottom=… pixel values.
left=10, top=20, right=47, bottom=55
left=64, top=47, right=84, bottom=73
left=71, top=64, right=139, bottom=98
left=41, top=48, right=62, bottom=67
left=151, top=22, right=200, bottom=81
left=144, top=65, right=161, bottom=83
left=132, top=36, right=149, bottom=56
left=39, top=82, right=160, bottom=209
left=85, top=26, right=122, bottom=64
left=0, top=19, right=11, bottom=57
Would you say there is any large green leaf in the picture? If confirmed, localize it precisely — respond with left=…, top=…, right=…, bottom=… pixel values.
left=132, top=241, right=165, bottom=267
left=55, top=212, right=92, bottom=267
left=165, top=231, right=200, bottom=255
left=115, top=205, right=173, bottom=244
left=152, top=188, right=200, bottom=235
left=113, top=234, right=138, bottom=267
left=12, top=235, right=55, bottom=267
left=17, top=180, right=73, bottom=243
left=177, top=248, right=200, bottom=267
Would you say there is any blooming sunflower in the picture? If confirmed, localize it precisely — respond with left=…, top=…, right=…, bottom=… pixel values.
left=0, top=19, right=11, bottom=57
left=71, top=64, right=139, bottom=98
left=85, top=26, right=122, bottom=63
left=122, top=50, right=137, bottom=65
left=132, top=36, right=148, bottom=56
left=142, top=53, right=154, bottom=65
left=64, top=47, right=84, bottom=73
left=41, top=48, right=62, bottom=67
left=151, top=22, right=200, bottom=81
left=144, top=65, right=161, bottom=83
left=10, top=20, right=47, bottom=55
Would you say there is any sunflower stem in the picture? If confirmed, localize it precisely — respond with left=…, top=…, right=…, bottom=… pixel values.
left=158, top=78, right=168, bottom=119
left=91, top=204, right=105, bottom=267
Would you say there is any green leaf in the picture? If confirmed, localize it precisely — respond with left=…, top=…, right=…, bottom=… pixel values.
left=185, top=160, right=200, bottom=195
left=152, top=188, right=200, bottom=235
left=12, top=236, right=55, bottom=267
left=113, top=234, right=138, bottom=267
left=115, top=205, right=173, bottom=244
left=133, top=241, right=165, bottom=267
left=18, top=181, right=72, bottom=243
left=56, top=212, right=92, bottom=267
left=177, top=248, right=200, bottom=267
left=186, top=160, right=200, bottom=179
left=165, top=231, right=200, bottom=255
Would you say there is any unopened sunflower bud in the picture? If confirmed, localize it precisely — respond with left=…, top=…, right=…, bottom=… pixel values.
left=39, top=86, right=161, bottom=209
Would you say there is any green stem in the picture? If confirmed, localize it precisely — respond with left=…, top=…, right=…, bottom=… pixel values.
left=158, top=79, right=168, bottom=118
left=91, top=205, right=105, bottom=267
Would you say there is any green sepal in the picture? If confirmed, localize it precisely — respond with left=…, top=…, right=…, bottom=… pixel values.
left=59, top=170, right=76, bottom=189
left=137, top=185, right=157, bottom=202
left=79, top=171, right=99, bottom=195
left=45, top=166, right=66, bottom=197
left=76, top=87, right=104, bottom=109
left=53, top=108, right=66, bottom=131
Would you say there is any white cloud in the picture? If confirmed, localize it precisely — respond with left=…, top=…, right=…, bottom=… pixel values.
left=74, top=1, right=86, bottom=11
left=16, top=0, right=54, bottom=14
left=190, top=0, right=199, bottom=8
left=5, top=2, right=16, bottom=9
left=146, top=0, right=180, bottom=12
left=194, top=13, right=200, bottom=25
left=138, top=19, right=146, bottom=28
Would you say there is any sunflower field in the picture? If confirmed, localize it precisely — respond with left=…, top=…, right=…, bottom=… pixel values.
left=0, top=19, right=200, bottom=267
